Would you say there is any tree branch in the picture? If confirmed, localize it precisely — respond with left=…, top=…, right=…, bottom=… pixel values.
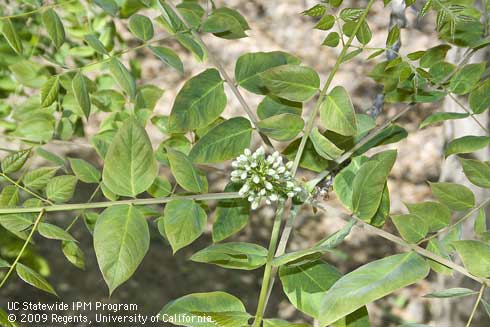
left=0, top=192, right=241, bottom=214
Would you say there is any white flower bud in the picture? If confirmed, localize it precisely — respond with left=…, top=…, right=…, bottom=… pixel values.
left=269, top=194, right=278, bottom=201
left=294, top=186, right=302, bottom=192
left=267, top=169, right=276, bottom=175
left=260, top=189, right=267, bottom=195
left=253, top=175, right=260, bottom=184
left=265, top=199, right=271, bottom=205
left=265, top=182, right=273, bottom=190
left=241, top=172, right=248, bottom=180
left=277, top=166, right=286, bottom=173
left=244, top=149, right=251, bottom=156
left=287, top=192, right=295, bottom=197
left=251, top=200, right=259, bottom=210
left=239, top=183, right=250, bottom=196
left=286, top=181, right=294, bottom=188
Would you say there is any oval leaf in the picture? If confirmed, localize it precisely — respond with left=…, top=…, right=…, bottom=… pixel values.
left=102, top=117, right=158, bottom=197
left=320, top=86, right=358, bottom=136
left=319, top=252, right=430, bottom=326
left=257, top=113, right=304, bottom=141
left=94, top=205, right=149, bottom=294
left=190, top=117, right=252, bottom=163
left=167, top=148, right=207, bottom=193
left=164, top=199, right=207, bottom=253
left=430, top=182, right=475, bottom=211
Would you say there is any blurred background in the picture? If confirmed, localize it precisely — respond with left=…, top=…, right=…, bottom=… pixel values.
left=1, top=0, right=489, bottom=326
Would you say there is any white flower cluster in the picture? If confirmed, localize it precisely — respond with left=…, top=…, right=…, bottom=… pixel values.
left=231, top=147, right=303, bottom=209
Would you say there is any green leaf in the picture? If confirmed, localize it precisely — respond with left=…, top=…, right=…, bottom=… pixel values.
left=318, top=252, right=430, bottom=326
left=449, top=63, right=485, bottom=95
left=469, top=80, right=490, bottom=114
left=94, top=205, right=149, bottom=294
left=38, top=223, right=76, bottom=242
left=190, top=242, right=267, bottom=270
left=356, top=21, right=372, bottom=45
left=41, top=76, right=60, bottom=108
left=279, top=260, right=341, bottom=318
left=16, top=263, right=57, bottom=295
left=259, top=65, right=320, bottom=102
left=1, top=149, right=30, bottom=174
left=94, top=0, right=119, bottom=16
left=323, top=32, right=340, bottom=47
left=108, top=58, right=137, bottom=100
left=320, top=86, right=358, bottom=136
left=333, top=156, right=369, bottom=210
left=391, top=214, right=428, bottom=243
left=0, top=213, right=34, bottom=237
left=419, top=112, right=469, bottom=129
left=147, top=177, right=171, bottom=198
left=272, top=218, right=356, bottom=267
left=235, top=51, right=301, bottom=95
left=164, top=199, right=207, bottom=253
left=424, top=287, right=478, bottom=298
left=1, top=18, right=23, bottom=55
left=452, top=240, right=490, bottom=277
left=263, top=319, right=309, bottom=327
left=149, top=46, right=184, bottom=74
left=0, top=186, right=18, bottom=208
left=167, top=148, right=207, bottom=193
left=386, top=25, right=400, bottom=46
left=23, top=167, right=58, bottom=190
left=460, top=158, right=490, bottom=188
left=257, top=96, right=302, bottom=119
left=72, top=72, right=91, bottom=119
left=62, top=241, right=85, bottom=270
left=405, top=201, right=451, bottom=232
left=202, top=7, right=249, bottom=39
left=430, top=182, right=475, bottom=211
left=102, top=117, right=158, bottom=197
left=0, top=258, right=10, bottom=268
left=310, top=127, right=344, bottom=160
left=46, top=175, right=78, bottom=203
left=129, top=14, right=154, bottom=41
left=189, top=117, right=252, bottom=163
left=168, top=69, right=226, bottom=133
left=212, top=183, right=250, bottom=242
left=475, top=208, right=487, bottom=236
left=257, top=113, right=304, bottom=141
left=159, top=292, right=247, bottom=327
left=445, top=135, right=490, bottom=157
left=426, top=239, right=452, bottom=275
left=84, top=34, right=108, bottom=55
left=68, top=158, right=101, bottom=183
left=315, top=14, right=335, bottom=30
left=42, top=8, right=65, bottom=48
left=352, top=150, right=397, bottom=221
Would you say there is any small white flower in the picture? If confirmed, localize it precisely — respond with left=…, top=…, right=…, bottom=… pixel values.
left=269, top=194, right=278, bottom=201
left=244, top=149, right=251, bottom=156
left=241, top=172, right=248, bottom=180
left=253, top=175, right=260, bottom=184
left=239, top=183, right=250, bottom=195
left=286, top=161, right=293, bottom=169
left=267, top=169, right=276, bottom=175
left=260, top=189, right=267, bottom=195
left=277, top=166, right=286, bottom=174
left=266, top=199, right=271, bottom=205
left=265, top=182, right=273, bottom=190
left=286, top=181, right=294, bottom=188
left=251, top=200, right=259, bottom=210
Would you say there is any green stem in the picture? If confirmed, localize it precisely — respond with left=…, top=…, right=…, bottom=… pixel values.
left=466, top=284, right=485, bottom=327
left=252, top=203, right=285, bottom=327
left=0, top=0, right=77, bottom=20
left=0, top=210, right=45, bottom=289
left=311, top=200, right=490, bottom=286
left=0, top=192, right=242, bottom=214
left=291, top=0, right=377, bottom=176
left=0, top=172, right=54, bottom=205
left=65, top=183, right=101, bottom=231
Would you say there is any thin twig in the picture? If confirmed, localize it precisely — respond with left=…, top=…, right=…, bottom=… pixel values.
left=0, top=192, right=242, bottom=214
left=0, top=172, right=54, bottom=205
left=419, top=196, right=490, bottom=244
left=291, top=0, right=377, bottom=176
left=311, top=200, right=490, bottom=286
left=0, top=210, right=45, bottom=289
left=165, top=0, right=274, bottom=150
left=0, top=0, right=77, bottom=20
left=466, top=284, right=485, bottom=327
